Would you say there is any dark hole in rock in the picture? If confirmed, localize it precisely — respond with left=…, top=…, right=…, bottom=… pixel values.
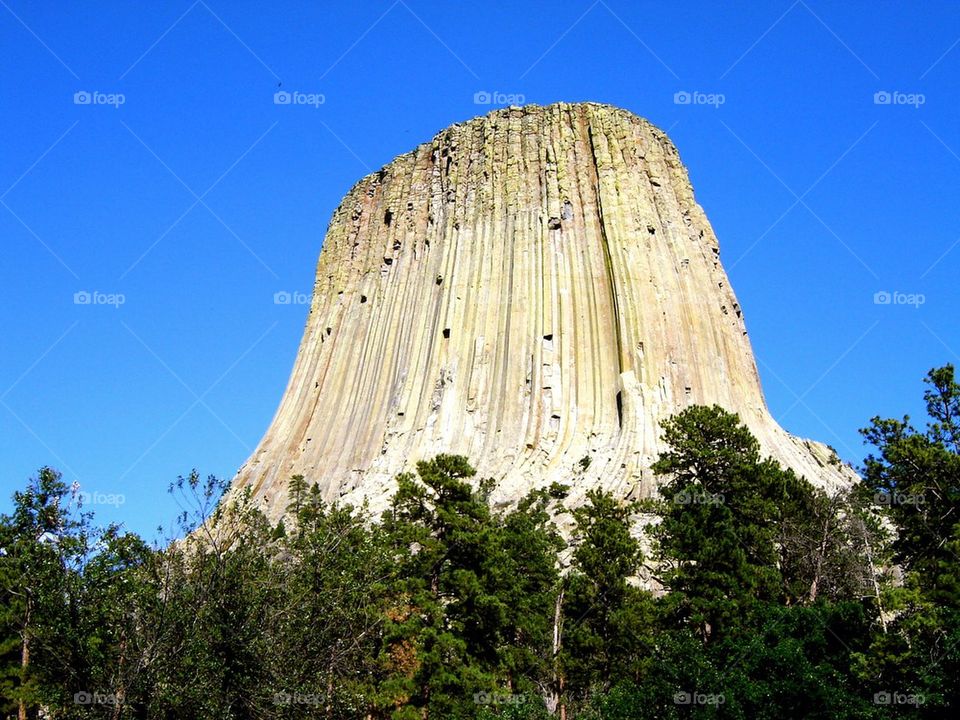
left=548, top=216, right=561, bottom=230
left=326, top=327, right=332, bottom=335
left=442, top=328, right=451, bottom=339
left=436, top=275, right=443, bottom=285
left=360, top=295, right=368, bottom=304
left=647, top=224, right=656, bottom=235
left=543, top=333, right=553, bottom=341
left=384, top=257, right=393, bottom=266
left=393, top=240, right=401, bottom=251
left=616, top=390, right=623, bottom=427
left=384, top=210, right=393, bottom=226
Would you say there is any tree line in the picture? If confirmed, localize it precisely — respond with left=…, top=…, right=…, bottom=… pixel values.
left=2, top=365, right=959, bottom=718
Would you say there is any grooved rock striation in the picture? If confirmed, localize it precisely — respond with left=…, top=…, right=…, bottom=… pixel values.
left=232, top=102, right=855, bottom=522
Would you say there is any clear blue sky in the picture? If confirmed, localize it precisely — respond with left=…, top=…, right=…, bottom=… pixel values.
left=2, top=1, right=958, bottom=539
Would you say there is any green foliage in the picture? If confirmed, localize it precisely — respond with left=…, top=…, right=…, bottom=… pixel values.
left=650, top=406, right=795, bottom=638
left=861, top=364, right=960, bottom=603
left=380, top=454, right=563, bottom=719
left=4, top=367, right=960, bottom=717
left=560, top=490, right=656, bottom=704
left=855, top=364, right=960, bottom=712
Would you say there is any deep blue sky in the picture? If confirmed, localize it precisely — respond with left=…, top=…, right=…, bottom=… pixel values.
left=2, top=1, right=958, bottom=539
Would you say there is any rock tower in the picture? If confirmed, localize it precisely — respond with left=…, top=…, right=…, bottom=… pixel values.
left=231, top=102, right=854, bottom=522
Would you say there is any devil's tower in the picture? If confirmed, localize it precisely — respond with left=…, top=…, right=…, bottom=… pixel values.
left=231, top=102, right=854, bottom=522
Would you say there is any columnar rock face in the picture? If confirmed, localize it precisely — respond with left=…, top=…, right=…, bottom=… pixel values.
left=233, top=102, right=854, bottom=522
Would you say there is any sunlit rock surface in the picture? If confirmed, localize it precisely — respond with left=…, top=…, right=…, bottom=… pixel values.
left=230, top=102, right=855, bottom=522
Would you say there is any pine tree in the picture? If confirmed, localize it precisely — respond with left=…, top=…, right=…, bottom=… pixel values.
left=857, top=365, right=960, bottom=710
left=559, top=489, right=655, bottom=708
left=0, top=468, right=93, bottom=719
left=649, top=406, right=786, bottom=640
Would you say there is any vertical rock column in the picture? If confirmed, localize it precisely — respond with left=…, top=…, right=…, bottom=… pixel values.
left=231, top=102, right=854, bottom=523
